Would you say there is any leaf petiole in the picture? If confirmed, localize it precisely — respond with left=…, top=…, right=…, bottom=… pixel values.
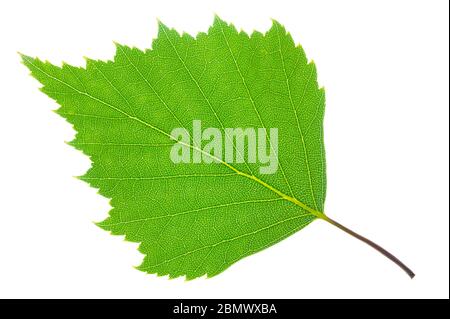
left=321, top=215, right=415, bottom=279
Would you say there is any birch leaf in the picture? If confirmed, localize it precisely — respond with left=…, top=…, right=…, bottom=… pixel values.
left=21, top=17, right=414, bottom=279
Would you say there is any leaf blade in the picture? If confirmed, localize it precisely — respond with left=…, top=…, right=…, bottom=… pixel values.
left=21, top=17, right=326, bottom=279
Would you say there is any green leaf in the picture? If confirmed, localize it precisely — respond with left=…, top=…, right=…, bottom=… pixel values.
left=21, top=17, right=414, bottom=279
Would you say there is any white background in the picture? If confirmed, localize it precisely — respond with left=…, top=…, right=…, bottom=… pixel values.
left=0, top=0, right=448, bottom=299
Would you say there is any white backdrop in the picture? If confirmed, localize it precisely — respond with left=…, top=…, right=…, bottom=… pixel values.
left=0, top=0, right=448, bottom=299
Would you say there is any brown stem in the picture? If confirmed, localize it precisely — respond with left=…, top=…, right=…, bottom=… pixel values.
left=323, top=216, right=415, bottom=279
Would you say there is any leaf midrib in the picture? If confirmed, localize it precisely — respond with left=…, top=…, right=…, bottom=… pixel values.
left=23, top=56, right=325, bottom=220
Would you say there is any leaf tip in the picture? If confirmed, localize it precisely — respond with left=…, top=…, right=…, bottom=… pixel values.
left=18, top=52, right=34, bottom=66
